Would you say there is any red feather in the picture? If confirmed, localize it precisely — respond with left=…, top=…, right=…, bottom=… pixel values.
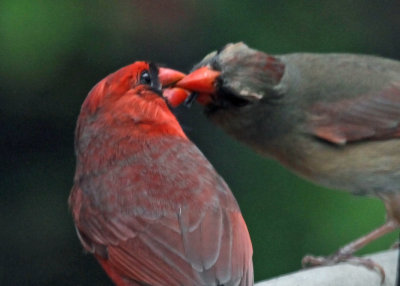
left=69, top=62, right=253, bottom=286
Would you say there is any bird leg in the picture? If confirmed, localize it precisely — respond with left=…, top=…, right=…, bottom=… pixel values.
left=302, top=220, right=397, bottom=282
left=302, top=195, right=400, bottom=283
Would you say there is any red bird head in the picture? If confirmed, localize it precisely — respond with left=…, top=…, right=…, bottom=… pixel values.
left=77, top=61, right=187, bottom=136
left=79, top=62, right=185, bottom=127
left=74, top=61, right=186, bottom=174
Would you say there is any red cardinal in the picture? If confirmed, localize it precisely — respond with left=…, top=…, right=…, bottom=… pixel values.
left=165, top=42, right=400, bottom=277
left=69, top=61, right=253, bottom=286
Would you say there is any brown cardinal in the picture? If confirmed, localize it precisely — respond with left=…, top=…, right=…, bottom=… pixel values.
left=69, top=61, right=253, bottom=286
left=165, top=42, right=400, bottom=275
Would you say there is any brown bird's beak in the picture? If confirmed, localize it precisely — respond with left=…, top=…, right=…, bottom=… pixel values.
left=163, top=66, right=221, bottom=108
left=176, top=66, right=221, bottom=93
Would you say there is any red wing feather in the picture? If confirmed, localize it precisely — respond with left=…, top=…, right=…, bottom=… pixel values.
left=75, top=187, right=252, bottom=286
left=71, top=138, right=253, bottom=286
left=308, top=84, right=400, bottom=145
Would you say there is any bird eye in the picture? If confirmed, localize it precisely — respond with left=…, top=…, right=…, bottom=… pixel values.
left=140, top=70, right=152, bottom=85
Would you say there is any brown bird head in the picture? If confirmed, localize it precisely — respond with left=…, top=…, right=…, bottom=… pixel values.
left=164, top=42, right=286, bottom=115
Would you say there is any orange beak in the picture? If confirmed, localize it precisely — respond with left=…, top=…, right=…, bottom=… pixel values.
left=158, top=67, right=186, bottom=87
left=176, top=66, right=221, bottom=93
left=163, top=66, right=221, bottom=108
left=163, top=87, right=191, bottom=108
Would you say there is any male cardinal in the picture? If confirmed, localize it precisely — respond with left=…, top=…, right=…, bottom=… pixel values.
left=69, top=61, right=253, bottom=286
left=164, top=42, right=400, bottom=275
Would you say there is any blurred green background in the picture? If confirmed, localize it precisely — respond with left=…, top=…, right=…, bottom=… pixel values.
left=1, top=1, right=400, bottom=285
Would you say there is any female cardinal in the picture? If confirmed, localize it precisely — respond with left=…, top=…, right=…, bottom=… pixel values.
left=164, top=42, right=400, bottom=277
left=69, top=61, right=253, bottom=286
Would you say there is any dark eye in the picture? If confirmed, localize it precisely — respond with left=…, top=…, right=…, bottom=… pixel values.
left=140, top=70, right=152, bottom=85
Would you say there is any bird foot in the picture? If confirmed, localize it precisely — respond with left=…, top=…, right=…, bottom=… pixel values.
left=302, top=253, right=385, bottom=284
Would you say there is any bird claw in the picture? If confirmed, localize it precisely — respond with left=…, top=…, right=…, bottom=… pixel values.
left=302, top=254, right=334, bottom=267
left=302, top=254, right=386, bottom=284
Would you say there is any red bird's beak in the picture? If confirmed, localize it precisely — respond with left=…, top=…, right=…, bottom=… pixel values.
left=158, top=67, right=186, bottom=87
left=163, top=87, right=191, bottom=108
left=163, top=66, right=221, bottom=108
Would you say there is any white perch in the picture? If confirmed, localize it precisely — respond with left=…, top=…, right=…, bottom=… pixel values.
left=256, top=250, right=398, bottom=286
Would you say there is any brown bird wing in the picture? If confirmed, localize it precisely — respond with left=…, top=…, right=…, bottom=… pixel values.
left=307, top=84, right=400, bottom=145
left=70, top=139, right=253, bottom=286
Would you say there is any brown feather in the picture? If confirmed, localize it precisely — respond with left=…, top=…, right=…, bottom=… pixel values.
left=308, top=83, right=400, bottom=145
